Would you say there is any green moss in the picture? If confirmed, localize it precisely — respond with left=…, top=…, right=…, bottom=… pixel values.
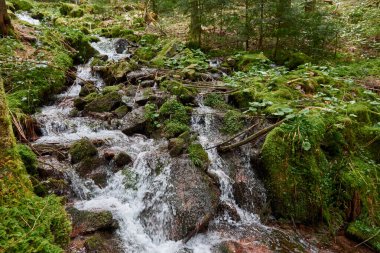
left=230, top=88, right=256, bottom=108
left=114, top=105, right=129, bottom=118
left=159, top=99, right=190, bottom=124
left=0, top=81, right=70, bottom=252
left=204, top=93, right=230, bottom=109
left=16, top=144, right=38, bottom=176
left=237, top=52, right=269, bottom=71
left=9, top=0, right=33, bottom=11
left=285, top=52, right=312, bottom=70
left=135, top=47, right=156, bottom=61
left=221, top=110, right=244, bottom=134
left=161, top=80, right=197, bottom=104
left=84, top=91, right=122, bottom=113
left=188, top=143, right=210, bottom=169
left=347, top=219, right=380, bottom=251
left=69, top=138, right=98, bottom=164
left=163, top=121, right=190, bottom=138
left=140, top=34, right=159, bottom=46
left=151, top=40, right=180, bottom=67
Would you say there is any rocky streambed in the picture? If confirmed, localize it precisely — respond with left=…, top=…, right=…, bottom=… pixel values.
left=30, top=37, right=323, bottom=253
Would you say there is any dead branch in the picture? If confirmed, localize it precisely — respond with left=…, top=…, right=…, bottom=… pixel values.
left=218, top=119, right=286, bottom=152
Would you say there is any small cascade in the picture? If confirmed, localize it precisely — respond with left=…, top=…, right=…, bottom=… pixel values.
left=32, top=37, right=318, bottom=253
left=15, top=12, right=41, bottom=26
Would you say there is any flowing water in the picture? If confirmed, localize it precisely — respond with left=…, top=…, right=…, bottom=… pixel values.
left=33, top=38, right=317, bottom=253
left=15, top=12, right=41, bottom=26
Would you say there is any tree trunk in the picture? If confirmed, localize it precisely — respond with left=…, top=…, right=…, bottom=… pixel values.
left=244, top=0, right=250, bottom=50
left=0, top=0, right=12, bottom=37
left=258, top=0, right=265, bottom=50
left=189, top=0, right=202, bottom=47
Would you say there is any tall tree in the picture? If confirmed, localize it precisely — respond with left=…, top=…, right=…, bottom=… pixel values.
left=188, top=0, right=202, bottom=47
left=0, top=0, right=12, bottom=36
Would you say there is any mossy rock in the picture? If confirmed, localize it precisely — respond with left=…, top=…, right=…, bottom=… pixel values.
left=10, top=0, right=33, bottom=11
left=229, top=88, right=256, bottom=108
left=261, top=113, right=329, bottom=223
left=160, top=80, right=197, bottom=104
left=114, top=152, right=132, bottom=167
left=237, top=52, right=269, bottom=71
left=69, top=138, right=98, bottom=164
left=151, top=40, right=180, bottom=67
left=84, top=91, right=122, bottom=113
left=163, top=121, right=190, bottom=138
left=67, top=207, right=118, bottom=236
left=285, top=52, right=312, bottom=70
left=60, top=27, right=96, bottom=63
left=114, top=105, right=129, bottom=118
left=188, top=143, right=210, bottom=169
left=79, top=82, right=97, bottom=97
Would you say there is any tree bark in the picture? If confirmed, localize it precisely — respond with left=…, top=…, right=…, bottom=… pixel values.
left=189, top=0, right=202, bottom=47
left=0, top=0, right=12, bottom=37
left=258, top=0, right=265, bottom=50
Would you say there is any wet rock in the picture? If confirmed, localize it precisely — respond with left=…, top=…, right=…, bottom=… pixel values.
left=36, top=178, right=71, bottom=197
left=232, top=168, right=266, bottom=214
left=140, top=79, right=155, bottom=87
left=69, top=138, right=98, bottom=164
left=84, top=91, right=122, bottom=113
left=103, top=150, right=116, bottom=160
left=126, top=68, right=157, bottom=84
left=115, top=39, right=130, bottom=54
left=79, top=82, right=97, bottom=97
left=73, top=97, right=86, bottom=111
left=167, top=158, right=220, bottom=240
left=121, top=107, right=148, bottom=136
left=114, top=152, right=132, bottom=167
left=67, top=207, right=119, bottom=237
left=217, top=202, right=241, bottom=222
left=84, top=231, right=124, bottom=253
left=168, top=138, right=186, bottom=157
left=75, top=156, right=105, bottom=176
left=212, top=240, right=272, bottom=253
left=114, top=105, right=130, bottom=118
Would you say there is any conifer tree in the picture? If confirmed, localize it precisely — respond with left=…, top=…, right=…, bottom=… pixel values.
left=0, top=0, right=12, bottom=36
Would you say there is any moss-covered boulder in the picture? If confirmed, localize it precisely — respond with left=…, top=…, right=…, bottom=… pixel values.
left=10, top=0, right=33, bottom=11
left=229, top=88, right=256, bottom=108
left=160, top=80, right=197, bottom=104
left=79, top=82, right=97, bottom=97
left=84, top=91, right=122, bottom=113
left=114, top=105, right=130, bottom=118
left=114, top=152, right=132, bottom=167
left=69, top=138, right=98, bottom=164
left=84, top=232, right=123, bottom=253
left=67, top=207, right=118, bottom=237
left=237, top=52, right=269, bottom=71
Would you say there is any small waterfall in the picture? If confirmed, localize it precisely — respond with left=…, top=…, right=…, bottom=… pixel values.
left=15, top=12, right=41, bottom=26
left=33, top=37, right=317, bottom=253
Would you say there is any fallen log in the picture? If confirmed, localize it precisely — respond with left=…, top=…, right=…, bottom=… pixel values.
left=217, top=119, right=286, bottom=152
